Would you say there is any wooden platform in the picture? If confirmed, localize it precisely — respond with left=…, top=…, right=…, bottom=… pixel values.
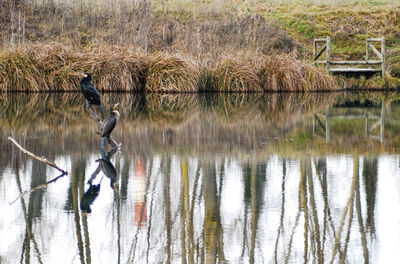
left=329, top=68, right=381, bottom=73
left=313, top=37, right=385, bottom=77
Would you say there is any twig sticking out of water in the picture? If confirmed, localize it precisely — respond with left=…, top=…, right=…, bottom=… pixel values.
left=8, top=136, right=68, bottom=175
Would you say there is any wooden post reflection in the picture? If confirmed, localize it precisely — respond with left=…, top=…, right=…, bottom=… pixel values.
left=325, top=107, right=330, bottom=143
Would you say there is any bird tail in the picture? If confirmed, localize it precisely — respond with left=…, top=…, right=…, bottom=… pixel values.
left=99, top=105, right=104, bottom=114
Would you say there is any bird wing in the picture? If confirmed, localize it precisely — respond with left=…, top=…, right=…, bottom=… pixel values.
left=81, top=83, right=101, bottom=105
left=101, top=116, right=117, bottom=137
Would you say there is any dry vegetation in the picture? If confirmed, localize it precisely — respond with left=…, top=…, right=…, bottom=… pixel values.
left=0, top=44, right=337, bottom=92
left=1, top=0, right=398, bottom=92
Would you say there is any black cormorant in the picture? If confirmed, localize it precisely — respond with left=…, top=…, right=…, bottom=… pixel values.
left=79, top=72, right=104, bottom=114
left=101, top=103, right=120, bottom=138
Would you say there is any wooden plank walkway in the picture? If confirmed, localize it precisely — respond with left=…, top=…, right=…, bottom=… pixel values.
left=314, top=37, right=385, bottom=77
left=329, top=68, right=381, bottom=73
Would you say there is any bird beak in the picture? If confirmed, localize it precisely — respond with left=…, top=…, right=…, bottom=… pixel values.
left=112, top=103, right=120, bottom=109
left=79, top=72, right=87, bottom=77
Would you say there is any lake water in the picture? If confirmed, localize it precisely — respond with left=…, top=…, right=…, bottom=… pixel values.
left=1, top=92, right=400, bottom=263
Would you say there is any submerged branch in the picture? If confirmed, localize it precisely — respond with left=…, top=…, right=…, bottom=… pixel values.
left=8, top=137, right=67, bottom=175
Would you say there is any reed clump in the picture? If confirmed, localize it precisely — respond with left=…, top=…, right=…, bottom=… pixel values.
left=0, top=44, right=145, bottom=92
left=0, top=43, right=339, bottom=93
left=88, top=46, right=145, bottom=92
left=258, top=54, right=339, bottom=92
left=210, top=57, right=263, bottom=92
left=144, top=54, right=200, bottom=93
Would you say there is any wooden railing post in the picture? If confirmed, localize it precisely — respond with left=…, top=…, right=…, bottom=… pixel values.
left=313, top=39, right=317, bottom=59
left=366, top=38, right=370, bottom=61
left=326, top=36, right=331, bottom=73
left=381, top=36, right=385, bottom=78
left=380, top=101, right=385, bottom=143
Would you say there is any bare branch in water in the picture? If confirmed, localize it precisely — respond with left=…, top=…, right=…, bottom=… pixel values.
left=107, top=136, right=120, bottom=150
left=9, top=173, right=66, bottom=205
left=88, top=105, right=102, bottom=131
left=8, top=137, right=67, bottom=174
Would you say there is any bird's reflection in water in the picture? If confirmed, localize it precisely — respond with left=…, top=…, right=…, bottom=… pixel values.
left=80, top=146, right=118, bottom=214
left=97, top=149, right=118, bottom=189
left=80, top=184, right=101, bottom=214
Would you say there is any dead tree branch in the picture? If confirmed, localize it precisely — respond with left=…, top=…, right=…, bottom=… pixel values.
left=8, top=137, right=67, bottom=175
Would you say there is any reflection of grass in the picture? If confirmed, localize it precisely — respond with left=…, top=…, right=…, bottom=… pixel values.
left=3, top=93, right=400, bottom=155
left=145, top=93, right=200, bottom=128
left=200, top=93, right=263, bottom=126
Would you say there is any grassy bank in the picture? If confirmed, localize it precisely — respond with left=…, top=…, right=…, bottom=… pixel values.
left=1, top=0, right=399, bottom=91
left=0, top=44, right=337, bottom=92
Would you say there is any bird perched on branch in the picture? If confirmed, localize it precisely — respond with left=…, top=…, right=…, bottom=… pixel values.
left=79, top=72, right=103, bottom=114
left=100, top=103, right=120, bottom=148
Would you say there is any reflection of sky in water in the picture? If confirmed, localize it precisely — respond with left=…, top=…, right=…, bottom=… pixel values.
left=1, top=93, right=400, bottom=263
left=2, top=150, right=400, bottom=263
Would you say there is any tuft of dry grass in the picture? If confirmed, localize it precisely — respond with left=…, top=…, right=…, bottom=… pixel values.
left=0, top=44, right=340, bottom=93
left=209, top=57, right=263, bottom=92
left=258, top=54, right=339, bottom=92
left=145, top=54, right=200, bottom=93
left=0, top=44, right=145, bottom=92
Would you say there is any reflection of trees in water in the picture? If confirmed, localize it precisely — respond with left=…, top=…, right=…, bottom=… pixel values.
left=14, top=157, right=44, bottom=263
left=120, top=155, right=374, bottom=263
left=2, top=92, right=393, bottom=263
left=9, top=146, right=382, bottom=263
left=363, top=157, right=377, bottom=234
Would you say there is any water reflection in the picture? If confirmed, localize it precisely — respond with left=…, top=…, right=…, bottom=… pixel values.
left=1, top=93, right=400, bottom=263
left=82, top=147, right=119, bottom=214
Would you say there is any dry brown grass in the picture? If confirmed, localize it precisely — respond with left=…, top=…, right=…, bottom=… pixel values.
left=258, top=54, right=339, bottom=92
left=0, top=44, right=339, bottom=93
left=210, top=57, right=263, bottom=92
left=145, top=54, right=200, bottom=93
left=0, top=44, right=145, bottom=92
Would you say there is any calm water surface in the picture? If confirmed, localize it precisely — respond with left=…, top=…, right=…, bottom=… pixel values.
left=1, top=92, right=400, bottom=263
